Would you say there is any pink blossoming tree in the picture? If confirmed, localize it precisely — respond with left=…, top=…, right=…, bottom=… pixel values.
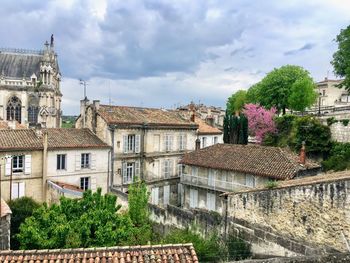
left=243, top=104, right=277, bottom=143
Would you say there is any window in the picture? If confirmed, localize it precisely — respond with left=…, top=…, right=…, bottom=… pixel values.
left=189, top=188, right=198, bottom=208
left=28, top=106, right=39, bottom=124
left=80, top=177, right=90, bottom=190
left=81, top=153, right=90, bottom=168
left=245, top=174, right=256, bottom=187
left=207, top=192, right=216, bottom=211
left=11, top=182, right=25, bottom=199
left=126, top=163, right=134, bottom=183
left=177, top=164, right=185, bottom=176
left=208, top=169, right=215, bottom=187
left=213, top=136, right=218, bottom=144
left=151, top=187, right=159, bottom=205
left=163, top=159, right=173, bottom=178
left=12, top=155, right=24, bottom=173
left=127, top=135, right=135, bottom=152
left=201, top=137, right=207, bottom=148
left=57, top=154, right=66, bottom=170
left=322, top=89, right=326, bottom=96
left=122, top=161, right=140, bottom=184
left=6, top=96, right=22, bottom=123
left=165, top=134, right=173, bottom=151
left=178, top=134, right=186, bottom=151
left=191, top=166, right=198, bottom=177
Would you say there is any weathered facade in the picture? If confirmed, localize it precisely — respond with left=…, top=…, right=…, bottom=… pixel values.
left=194, top=117, right=223, bottom=149
left=0, top=36, right=62, bottom=128
left=0, top=128, right=110, bottom=203
left=76, top=100, right=198, bottom=207
left=0, top=199, right=11, bottom=250
left=180, top=144, right=321, bottom=213
left=316, top=78, right=349, bottom=108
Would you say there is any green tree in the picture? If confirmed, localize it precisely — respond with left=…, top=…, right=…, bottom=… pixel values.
left=223, top=110, right=248, bottom=145
left=288, top=77, right=317, bottom=112
left=226, top=90, right=247, bottom=114
left=332, top=25, right=350, bottom=91
left=127, top=179, right=152, bottom=245
left=8, top=197, right=40, bottom=249
left=246, top=83, right=262, bottom=104
left=256, top=65, right=315, bottom=114
left=322, top=142, right=350, bottom=171
left=17, top=189, right=134, bottom=249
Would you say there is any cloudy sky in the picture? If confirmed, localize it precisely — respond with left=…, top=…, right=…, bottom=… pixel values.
left=0, top=0, right=349, bottom=115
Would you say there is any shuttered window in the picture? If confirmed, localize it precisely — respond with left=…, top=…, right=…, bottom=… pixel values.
left=12, top=155, right=24, bottom=173
left=57, top=154, right=66, bottom=170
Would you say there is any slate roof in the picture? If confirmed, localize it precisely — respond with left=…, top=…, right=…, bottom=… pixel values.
left=0, top=128, right=109, bottom=151
left=98, top=105, right=197, bottom=128
left=0, top=52, right=42, bottom=78
left=0, top=244, right=198, bottom=263
left=195, top=118, right=222, bottom=135
left=180, top=144, right=321, bottom=180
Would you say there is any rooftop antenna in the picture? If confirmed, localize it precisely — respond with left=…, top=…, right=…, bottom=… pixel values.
left=79, top=79, right=88, bottom=99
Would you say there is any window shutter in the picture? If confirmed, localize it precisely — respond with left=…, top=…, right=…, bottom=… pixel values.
left=177, top=134, right=181, bottom=150
left=91, top=177, right=97, bottom=191
left=135, top=160, right=140, bottom=177
left=122, top=162, right=127, bottom=183
left=91, top=153, right=96, bottom=169
left=151, top=187, right=159, bottom=205
left=11, top=183, right=19, bottom=200
left=161, top=159, right=165, bottom=178
left=164, top=185, right=170, bottom=205
left=207, top=192, right=216, bottom=211
left=5, top=157, right=12, bottom=176
left=183, top=134, right=187, bottom=150
left=123, top=135, right=128, bottom=153
left=135, top=135, right=141, bottom=153
left=169, top=135, right=173, bottom=151
left=163, top=135, right=167, bottom=152
left=19, top=182, right=25, bottom=198
left=169, top=159, right=174, bottom=177
left=75, top=154, right=81, bottom=171
left=24, top=155, right=32, bottom=175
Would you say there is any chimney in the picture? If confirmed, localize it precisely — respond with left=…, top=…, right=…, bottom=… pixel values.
left=299, top=141, right=306, bottom=165
left=190, top=112, right=195, bottom=122
left=80, top=98, right=89, bottom=128
left=195, top=138, right=201, bottom=150
left=93, top=100, right=100, bottom=111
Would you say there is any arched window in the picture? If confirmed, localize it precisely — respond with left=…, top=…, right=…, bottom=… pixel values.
left=28, top=106, right=39, bottom=124
left=6, top=96, right=22, bottom=123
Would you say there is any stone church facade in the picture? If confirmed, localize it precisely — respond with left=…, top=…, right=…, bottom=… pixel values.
left=0, top=36, right=62, bottom=128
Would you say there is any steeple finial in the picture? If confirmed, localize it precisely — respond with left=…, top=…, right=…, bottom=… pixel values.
left=50, top=34, right=54, bottom=48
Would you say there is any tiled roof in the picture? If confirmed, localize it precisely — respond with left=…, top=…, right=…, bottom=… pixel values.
left=1, top=198, right=11, bottom=217
left=0, top=128, right=109, bottom=151
left=195, top=118, right=222, bottom=135
left=98, top=105, right=197, bottom=128
left=51, top=181, right=84, bottom=193
left=180, top=144, right=321, bottom=180
left=0, top=129, right=43, bottom=150
left=46, top=128, right=109, bottom=149
left=0, top=244, right=198, bottom=263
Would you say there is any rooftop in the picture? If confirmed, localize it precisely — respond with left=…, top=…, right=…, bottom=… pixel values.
left=1, top=198, right=11, bottom=217
left=98, top=105, right=197, bottom=128
left=0, top=128, right=109, bottom=151
left=180, top=144, right=321, bottom=180
left=195, top=118, right=222, bottom=135
left=0, top=244, right=198, bottom=263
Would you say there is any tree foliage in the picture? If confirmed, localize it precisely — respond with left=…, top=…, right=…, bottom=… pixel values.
left=8, top=197, right=40, bottom=249
left=127, top=179, right=152, bottom=245
left=17, top=189, right=134, bottom=249
left=243, top=104, right=277, bottom=143
left=288, top=77, right=317, bottom=112
left=223, top=110, right=248, bottom=144
left=251, top=65, right=316, bottom=114
left=226, top=90, right=247, bottom=114
left=332, top=25, right=350, bottom=91
left=322, top=142, right=350, bottom=171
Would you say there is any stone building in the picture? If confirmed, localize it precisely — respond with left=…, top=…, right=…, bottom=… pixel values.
left=0, top=128, right=110, bottom=203
left=315, top=78, right=349, bottom=108
left=194, top=117, right=223, bottom=148
left=179, top=144, right=321, bottom=214
left=0, top=199, right=11, bottom=250
left=0, top=36, right=62, bottom=128
left=76, top=100, right=198, bottom=206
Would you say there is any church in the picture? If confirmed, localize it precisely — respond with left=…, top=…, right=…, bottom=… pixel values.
left=0, top=36, right=62, bottom=128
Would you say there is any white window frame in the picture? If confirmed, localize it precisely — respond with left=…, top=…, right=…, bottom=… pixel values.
left=57, top=154, right=66, bottom=170
left=11, top=182, right=25, bottom=199
left=178, top=134, right=186, bottom=151
left=207, top=192, right=216, bottom=211
left=12, top=155, right=24, bottom=173
left=81, top=153, right=91, bottom=169
left=80, top=177, right=90, bottom=190
left=213, top=136, right=218, bottom=144
left=127, top=134, right=135, bottom=152
left=189, top=188, right=198, bottom=208
left=201, top=137, right=207, bottom=148
left=165, top=134, right=173, bottom=152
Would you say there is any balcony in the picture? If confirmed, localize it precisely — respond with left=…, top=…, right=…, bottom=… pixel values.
left=180, top=174, right=252, bottom=193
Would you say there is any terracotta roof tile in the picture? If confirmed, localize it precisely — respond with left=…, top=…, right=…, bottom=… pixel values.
left=0, top=128, right=109, bottom=151
left=98, top=105, right=197, bottom=128
left=194, top=118, right=222, bottom=135
left=0, top=244, right=198, bottom=263
left=0, top=120, right=26, bottom=129
left=180, top=144, right=321, bottom=180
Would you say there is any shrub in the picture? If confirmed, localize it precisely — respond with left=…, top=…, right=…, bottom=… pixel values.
left=8, top=197, right=41, bottom=249
left=326, top=117, right=337, bottom=126
left=341, top=119, right=350, bottom=126
left=322, top=142, right=350, bottom=171
left=265, top=180, right=278, bottom=189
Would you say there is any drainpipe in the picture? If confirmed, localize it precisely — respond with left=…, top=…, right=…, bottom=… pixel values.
left=141, top=123, right=147, bottom=180
left=42, top=130, right=48, bottom=202
left=107, top=149, right=111, bottom=192
left=110, top=127, right=115, bottom=189
left=224, top=194, right=228, bottom=240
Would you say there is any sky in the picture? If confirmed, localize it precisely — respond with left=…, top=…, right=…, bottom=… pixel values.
left=0, top=0, right=349, bottom=115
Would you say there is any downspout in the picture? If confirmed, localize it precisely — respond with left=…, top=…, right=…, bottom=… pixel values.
left=42, top=131, right=48, bottom=202
left=110, top=127, right=115, bottom=189
left=224, top=194, right=228, bottom=240
left=107, top=149, right=110, bottom=192
left=140, top=123, right=147, bottom=180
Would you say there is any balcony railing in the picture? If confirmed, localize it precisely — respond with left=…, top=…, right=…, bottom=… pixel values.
left=180, top=174, right=252, bottom=192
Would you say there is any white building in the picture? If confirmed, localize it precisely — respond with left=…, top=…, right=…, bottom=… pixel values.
left=0, top=36, right=62, bottom=128
left=194, top=117, right=223, bottom=148
left=0, top=128, right=110, bottom=203
left=316, top=78, right=350, bottom=108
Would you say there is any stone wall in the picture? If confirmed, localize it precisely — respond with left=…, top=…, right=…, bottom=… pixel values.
left=228, top=178, right=350, bottom=252
left=329, top=122, right=350, bottom=142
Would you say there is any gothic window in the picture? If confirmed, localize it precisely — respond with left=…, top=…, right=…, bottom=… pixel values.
left=6, top=96, right=22, bottom=123
left=28, top=106, right=39, bottom=124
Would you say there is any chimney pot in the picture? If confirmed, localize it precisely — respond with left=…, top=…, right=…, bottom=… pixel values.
left=299, top=141, right=306, bottom=165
